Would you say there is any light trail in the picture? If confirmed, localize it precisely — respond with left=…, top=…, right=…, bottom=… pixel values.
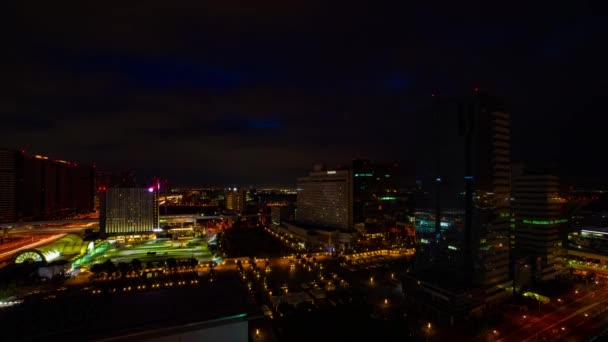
left=0, top=234, right=67, bottom=261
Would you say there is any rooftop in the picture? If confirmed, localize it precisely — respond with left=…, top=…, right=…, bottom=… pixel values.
left=0, top=276, right=254, bottom=341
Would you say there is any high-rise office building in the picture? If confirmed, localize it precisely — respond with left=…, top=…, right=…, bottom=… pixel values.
left=409, top=90, right=512, bottom=316
left=22, top=155, right=44, bottom=219
left=100, top=187, right=157, bottom=236
left=512, top=170, right=566, bottom=284
left=352, top=159, right=399, bottom=223
left=0, top=150, right=95, bottom=221
left=72, top=163, right=95, bottom=213
left=470, top=98, right=512, bottom=305
left=297, top=166, right=353, bottom=230
left=0, top=149, right=17, bottom=223
left=225, top=188, right=246, bottom=214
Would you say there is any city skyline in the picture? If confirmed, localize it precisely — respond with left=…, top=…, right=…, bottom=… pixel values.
left=9, top=2, right=608, bottom=186
left=6, top=2, right=608, bottom=341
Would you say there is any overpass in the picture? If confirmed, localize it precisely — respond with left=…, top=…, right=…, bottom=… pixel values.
left=1, top=213, right=265, bottom=229
left=0, top=219, right=98, bottom=234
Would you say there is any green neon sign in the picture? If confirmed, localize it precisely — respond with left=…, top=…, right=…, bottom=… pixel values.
left=522, top=219, right=568, bottom=225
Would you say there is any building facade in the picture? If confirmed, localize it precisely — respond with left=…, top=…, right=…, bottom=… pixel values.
left=270, top=205, right=296, bottom=226
left=100, top=188, right=156, bottom=236
left=297, top=167, right=353, bottom=230
left=352, top=159, right=400, bottom=223
left=413, top=90, right=513, bottom=314
left=512, top=173, right=567, bottom=283
left=225, top=188, right=246, bottom=214
left=0, top=150, right=95, bottom=222
left=0, top=149, right=17, bottom=223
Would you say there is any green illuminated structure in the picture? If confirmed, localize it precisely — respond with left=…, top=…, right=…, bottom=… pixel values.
left=13, top=234, right=94, bottom=264
left=521, top=219, right=568, bottom=225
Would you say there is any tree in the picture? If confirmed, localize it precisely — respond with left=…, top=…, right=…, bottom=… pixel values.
left=90, top=263, right=104, bottom=278
left=117, top=262, right=131, bottom=278
left=167, top=258, right=178, bottom=269
left=103, top=260, right=117, bottom=276
left=131, top=259, right=143, bottom=272
left=188, top=258, right=198, bottom=268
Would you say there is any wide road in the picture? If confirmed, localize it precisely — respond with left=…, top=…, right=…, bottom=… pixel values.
left=496, top=283, right=608, bottom=341
left=564, top=309, right=608, bottom=341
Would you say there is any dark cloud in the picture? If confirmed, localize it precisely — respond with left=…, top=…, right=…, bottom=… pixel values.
left=10, top=1, right=608, bottom=186
left=5, top=115, right=56, bottom=131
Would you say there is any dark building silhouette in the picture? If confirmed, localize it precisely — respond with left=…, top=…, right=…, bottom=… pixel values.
left=352, top=159, right=399, bottom=223
left=0, top=149, right=95, bottom=222
left=0, top=149, right=18, bottom=223
left=407, top=90, right=512, bottom=322
left=512, top=163, right=567, bottom=288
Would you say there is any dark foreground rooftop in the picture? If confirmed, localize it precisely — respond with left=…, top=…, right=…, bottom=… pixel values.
left=0, top=276, right=253, bottom=341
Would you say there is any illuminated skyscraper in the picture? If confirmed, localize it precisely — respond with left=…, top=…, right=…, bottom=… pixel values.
left=225, top=188, right=246, bottom=214
left=100, top=188, right=156, bottom=236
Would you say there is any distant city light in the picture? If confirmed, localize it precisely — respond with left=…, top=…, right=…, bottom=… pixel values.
left=148, top=187, right=154, bottom=193
left=327, top=170, right=337, bottom=174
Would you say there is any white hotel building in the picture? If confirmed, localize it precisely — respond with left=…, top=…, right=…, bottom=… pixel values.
left=100, top=187, right=158, bottom=236
left=296, top=168, right=353, bottom=230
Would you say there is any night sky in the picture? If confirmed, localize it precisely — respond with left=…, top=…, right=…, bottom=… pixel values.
left=9, top=2, right=608, bottom=187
